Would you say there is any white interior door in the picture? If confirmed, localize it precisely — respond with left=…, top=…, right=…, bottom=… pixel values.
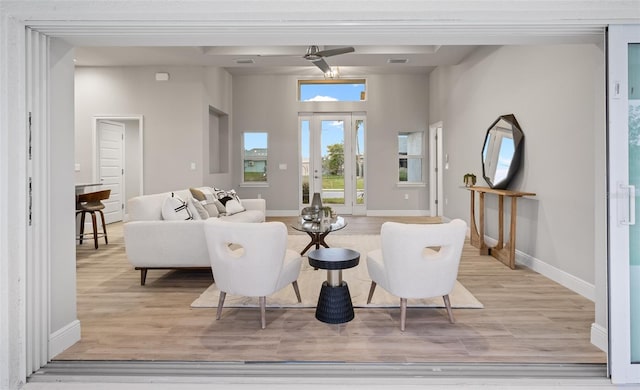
left=608, top=24, right=640, bottom=385
left=96, top=119, right=124, bottom=224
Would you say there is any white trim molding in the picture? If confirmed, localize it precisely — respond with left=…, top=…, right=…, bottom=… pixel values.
left=48, top=320, right=81, bottom=360
left=484, top=236, right=595, bottom=301
left=591, top=323, right=608, bottom=353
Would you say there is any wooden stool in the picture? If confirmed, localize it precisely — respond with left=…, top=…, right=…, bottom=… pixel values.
left=76, top=189, right=111, bottom=249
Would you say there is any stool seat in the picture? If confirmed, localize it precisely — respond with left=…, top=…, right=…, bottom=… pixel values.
left=76, top=189, right=110, bottom=249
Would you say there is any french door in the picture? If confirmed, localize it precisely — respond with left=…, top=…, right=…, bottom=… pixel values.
left=608, top=24, right=640, bottom=384
left=299, top=113, right=366, bottom=215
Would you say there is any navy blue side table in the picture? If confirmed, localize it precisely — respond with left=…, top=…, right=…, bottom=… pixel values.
left=307, top=248, right=360, bottom=324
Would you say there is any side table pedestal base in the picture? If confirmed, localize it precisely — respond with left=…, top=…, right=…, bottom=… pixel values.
left=315, top=281, right=354, bottom=324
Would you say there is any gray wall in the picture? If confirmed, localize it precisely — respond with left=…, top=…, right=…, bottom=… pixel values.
left=429, top=44, right=606, bottom=287
left=76, top=69, right=431, bottom=212
left=231, top=73, right=430, bottom=213
left=75, top=66, right=226, bottom=196
left=122, top=119, right=141, bottom=207
left=50, top=39, right=77, bottom=335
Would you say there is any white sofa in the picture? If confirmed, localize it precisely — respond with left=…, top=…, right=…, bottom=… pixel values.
left=123, top=189, right=266, bottom=285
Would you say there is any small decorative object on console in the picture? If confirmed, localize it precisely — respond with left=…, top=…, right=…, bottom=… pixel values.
left=463, top=173, right=477, bottom=187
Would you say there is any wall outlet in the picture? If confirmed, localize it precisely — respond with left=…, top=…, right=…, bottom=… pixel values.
left=74, top=163, right=80, bottom=172
left=404, top=193, right=409, bottom=200
left=190, top=162, right=196, bottom=170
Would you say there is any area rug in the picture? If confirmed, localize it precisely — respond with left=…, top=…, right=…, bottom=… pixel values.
left=191, top=234, right=483, bottom=309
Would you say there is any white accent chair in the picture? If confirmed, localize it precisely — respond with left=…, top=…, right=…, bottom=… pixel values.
left=366, top=219, right=467, bottom=331
left=203, top=219, right=303, bottom=329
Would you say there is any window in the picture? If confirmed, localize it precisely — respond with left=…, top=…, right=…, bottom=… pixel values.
left=298, top=79, right=366, bottom=102
left=398, top=131, right=423, bottom=184
left=242, top=132, right=268, bottom=184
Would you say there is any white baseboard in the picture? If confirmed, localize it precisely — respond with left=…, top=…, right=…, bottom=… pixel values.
left=484, top=236, right=595, bottom=301
left=590, top=322, right=608, bottom=353
left=49, top=319, right=81, bottom=359
left=366, top=210, right=431, bottom=217
left=266, top=210, right=300, bottom=217
left=266, top=210, right=432, bottom=217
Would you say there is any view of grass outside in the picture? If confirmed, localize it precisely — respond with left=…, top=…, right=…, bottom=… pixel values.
left=244, top=171, right=266, bottom=181
left=301, top=175, right=365, bottom=204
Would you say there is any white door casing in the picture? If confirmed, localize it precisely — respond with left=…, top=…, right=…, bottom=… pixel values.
left=429, top=122, right=444, bottom=217
left=301, top=113, right=362, bottom=216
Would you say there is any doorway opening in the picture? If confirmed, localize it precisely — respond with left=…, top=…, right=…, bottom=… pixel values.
left=92, top=116, right=144, bottom=221
left=299, top=113, right=366, bottom=216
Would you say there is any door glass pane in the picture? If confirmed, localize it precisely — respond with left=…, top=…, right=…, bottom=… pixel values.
left=629, top=42, right=640, bottom=363
left=321, top=120, right=345, bottom=206
left=301, top=120, right=310, bottom=205
left=355, top=119, right=365, bottom=205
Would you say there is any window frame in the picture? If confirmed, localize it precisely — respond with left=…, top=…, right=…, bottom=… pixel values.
left=240, top=131, right=269, bottom=187
left=397, top=130, right=426, bottom=187
left=298, top=79, right=367, bottom=102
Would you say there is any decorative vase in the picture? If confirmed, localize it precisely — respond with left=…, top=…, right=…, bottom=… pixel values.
left=311, top=192, right=323, bottom=211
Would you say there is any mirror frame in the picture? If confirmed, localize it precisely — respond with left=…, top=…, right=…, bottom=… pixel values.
left=481, top=114, right=524, bottom=190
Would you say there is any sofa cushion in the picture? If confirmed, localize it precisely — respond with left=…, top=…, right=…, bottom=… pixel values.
left=161, top=194, right=193, bottom=221
left=219, top=209, right=264, bottom=223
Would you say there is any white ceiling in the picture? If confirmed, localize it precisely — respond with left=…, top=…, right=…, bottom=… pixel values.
left=73, top=45, right=480, bottom=75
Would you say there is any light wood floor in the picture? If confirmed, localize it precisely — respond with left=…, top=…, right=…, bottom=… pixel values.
left=57, top=216, right=605, bottom=363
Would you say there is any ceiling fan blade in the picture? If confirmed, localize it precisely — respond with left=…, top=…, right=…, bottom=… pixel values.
left=311, top=57, right=331, bottom=73
left=316, top=46, right=355, bottom=57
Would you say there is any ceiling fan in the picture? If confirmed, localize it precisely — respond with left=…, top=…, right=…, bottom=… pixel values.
left=302, top=45, right=355, bottom=73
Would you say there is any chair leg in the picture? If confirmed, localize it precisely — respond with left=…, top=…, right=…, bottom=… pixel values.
left=292, top=280, right=302, bottom=303
left=259, top=296, right=266, bottom=329
left=367, top=281, right=377, bottom=304
left=140, top=269, right=147, bottom=286
left=216, top=291, right=226, bottom=320
left=90, top=211, right=99, bottom=249
left=443, top=294, right=455, bottom=324
left=400, top=298, right=407, bottom=332
left=79, top=211, right=86, bottom=244
left=98, top=210, right=108, bottom=245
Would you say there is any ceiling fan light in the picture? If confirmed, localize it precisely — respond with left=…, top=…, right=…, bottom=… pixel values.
left=324, top=67, right=340, bottom=79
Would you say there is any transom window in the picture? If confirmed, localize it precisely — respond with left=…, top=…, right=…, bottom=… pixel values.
left=298, top=79, right=366, bottom=102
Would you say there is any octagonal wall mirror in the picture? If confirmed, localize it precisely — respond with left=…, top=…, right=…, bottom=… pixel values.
left=481, top=114, right=524, bottom=190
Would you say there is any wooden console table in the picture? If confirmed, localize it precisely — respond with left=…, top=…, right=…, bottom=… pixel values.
left=467, top=186, right=535, bottom=269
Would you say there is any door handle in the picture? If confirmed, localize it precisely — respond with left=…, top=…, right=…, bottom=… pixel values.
left=618, top=183, right=636, bottom=226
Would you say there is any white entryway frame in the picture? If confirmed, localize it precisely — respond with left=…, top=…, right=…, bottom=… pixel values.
left=429, top=121, right=444, bottom=217
left=608, top=24, right=640, bottom=385
left=2, top=1, right=640, bottom=389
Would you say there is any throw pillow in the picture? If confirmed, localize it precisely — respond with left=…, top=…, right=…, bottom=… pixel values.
left=213, top=187, right=242, bottom=203
left=212, top=188, right=246, bottom=216
left=187, top=197, right=208, bottom=220
left=161, top=193, right=193, bottom=221
left=224, top=199, right=246, bottom=215
left=189, top=187, right=219, bottom=217
left=213, top=199, right=227, bottom=215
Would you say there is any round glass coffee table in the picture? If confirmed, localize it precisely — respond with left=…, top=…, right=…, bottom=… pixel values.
left=290, top=220, right=347, bottom=255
